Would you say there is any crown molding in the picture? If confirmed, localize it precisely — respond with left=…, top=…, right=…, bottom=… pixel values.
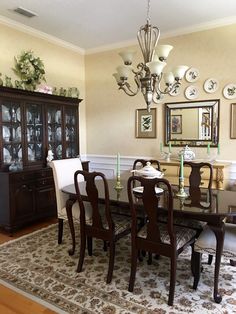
left=0, top=15, right=85, bottom=55
left=86, top=16, right=236, bottom=55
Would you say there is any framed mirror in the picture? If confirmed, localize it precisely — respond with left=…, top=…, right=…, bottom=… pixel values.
left=165, top=99, right=220, bottom=147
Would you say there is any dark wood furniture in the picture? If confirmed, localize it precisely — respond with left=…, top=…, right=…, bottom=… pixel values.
left=62, top=179, right=236, bottom=303
left=127, top=176, right=196, bottom=306
left=0, top=86, right=83, bottom=233
left=74, top=170, right=131, bottom=283
left=184, top=161, right=213, bottom=189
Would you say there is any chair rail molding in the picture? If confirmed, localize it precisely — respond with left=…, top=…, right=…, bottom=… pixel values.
left=81, top=154, right=236, bottom=188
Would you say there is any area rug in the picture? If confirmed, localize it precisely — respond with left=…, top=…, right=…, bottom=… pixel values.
left=0, top=224, right=235, bottom=314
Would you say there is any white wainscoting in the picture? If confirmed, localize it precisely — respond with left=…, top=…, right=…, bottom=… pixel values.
left=81, top=154, right=236, bottom=188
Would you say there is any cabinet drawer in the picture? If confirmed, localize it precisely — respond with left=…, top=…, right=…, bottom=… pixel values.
left=35, top=168, right=53, bottom=179
left=9, top=172, right=34, bottom=183
left=35, top=177, right=54, bottom=187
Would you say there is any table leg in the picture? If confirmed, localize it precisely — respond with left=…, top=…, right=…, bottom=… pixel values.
left=209, top=223, right=225, bottom=303
left=66, top=198, right=76, bottom=256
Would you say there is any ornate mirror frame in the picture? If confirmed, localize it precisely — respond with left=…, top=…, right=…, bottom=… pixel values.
left=165, top=99, right=220, bottom=147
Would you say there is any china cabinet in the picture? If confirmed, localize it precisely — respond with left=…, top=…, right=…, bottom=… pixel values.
left=0, top=86, right=85, bottom=233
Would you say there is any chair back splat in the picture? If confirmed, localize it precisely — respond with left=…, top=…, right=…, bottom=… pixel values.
left=127, top=175, right=196, bottom=306
left=184, top=161, right=213, bottom=189
left=74, top=170, right=130, bottom=284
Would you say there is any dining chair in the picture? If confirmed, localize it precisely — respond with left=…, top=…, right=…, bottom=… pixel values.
left=51, top=158, right=92, bottom=244
left=184, top=161, right=213, bottom=189
left=192, top=223, right=236, bottom=290
left=74, top=170, right=131, bottom=284
left=127, top=175, right=197, bottom=306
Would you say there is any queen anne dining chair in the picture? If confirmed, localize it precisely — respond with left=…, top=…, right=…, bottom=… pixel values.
left=74, top=170, right=131, bottom=284
left=51, top=158, right=92, bottom=244
left=127, top=175, right=197, bottom=306
left=192, top=223, right=236, bottom=291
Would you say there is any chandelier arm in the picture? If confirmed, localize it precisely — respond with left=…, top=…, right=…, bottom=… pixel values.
left=119, top=78, right=140, bottom=96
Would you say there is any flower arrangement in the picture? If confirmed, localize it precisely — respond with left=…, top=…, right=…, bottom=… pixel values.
left=13, top=50, right=46, bottom=90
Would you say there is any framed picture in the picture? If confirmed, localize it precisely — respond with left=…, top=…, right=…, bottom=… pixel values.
left=171, top=115, right=182, bottom=134
left=135, top=108, right=156, bottom=138
left=230, top=103, right=236, bottom=139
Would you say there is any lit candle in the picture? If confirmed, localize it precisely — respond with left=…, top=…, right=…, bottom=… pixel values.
left=160, top=142, right=163, bottom=153
left=207, top=143, right=210, bottom=155
left=116, top=153, right=120, bottom=177
left=180, top=154, right=184, bottom=179
left=168, top=142, right=172, bottom=153
left=217, top=143, right=220, bottom=155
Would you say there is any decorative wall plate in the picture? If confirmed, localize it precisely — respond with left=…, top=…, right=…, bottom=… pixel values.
left=185, top=85, right=199, bottom=100
left=223, top=83, right=236, bottom=99
left=185, top=67, right=199, bottom=82
left=204, top=78, right=219, bottom=93
left=169, top=85, right=181, bottom=96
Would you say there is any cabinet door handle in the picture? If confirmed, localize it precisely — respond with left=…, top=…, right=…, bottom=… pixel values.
left=162, top=168, right=167, bottom=172
left=22, top=184, right=33, bottom=192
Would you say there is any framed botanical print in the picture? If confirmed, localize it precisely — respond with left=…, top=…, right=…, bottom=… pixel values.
left=171, top=115, right=182, bottom=134
left=231, top=103, right=236, bottom=139
left=135, top=108, right=156, bottom=138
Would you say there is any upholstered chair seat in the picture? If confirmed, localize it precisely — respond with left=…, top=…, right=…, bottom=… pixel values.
left=51, top=158, right=92, bottom=244
left=192, top=223, right=236, bottom=290
left=194, top=223, right=236, bottom=259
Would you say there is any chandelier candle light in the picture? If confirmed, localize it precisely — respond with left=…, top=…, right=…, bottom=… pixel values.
left=113, top=0, right=188, bottom=112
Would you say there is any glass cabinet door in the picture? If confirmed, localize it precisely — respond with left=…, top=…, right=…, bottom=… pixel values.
left=47, top=105, right=63, bottom=159
left=1, top=101, right=22, bottom=166
left=25, top=103, right=43, bottom=162
left=65, top=107, right=78, bottom=158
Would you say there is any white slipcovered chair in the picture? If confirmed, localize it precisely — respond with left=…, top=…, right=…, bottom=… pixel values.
left=193, top=223, right=236, bottom=290
left=51, top=158, right=90, bottom=244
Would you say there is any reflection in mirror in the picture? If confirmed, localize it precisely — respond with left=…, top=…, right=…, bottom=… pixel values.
left=165, top=99, right=220, bottom=147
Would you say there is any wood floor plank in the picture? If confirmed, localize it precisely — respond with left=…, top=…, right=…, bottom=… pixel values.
left=0, top=218, right=58, bottom=314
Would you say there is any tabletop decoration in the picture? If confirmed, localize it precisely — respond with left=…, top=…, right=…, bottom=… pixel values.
left=176, top=153, right=188, bottom=198
left=114, top=153, right=123, bottom=190
left=13, top=50, right=46, bottom=90
left=178, top=145, right=195, bottom=161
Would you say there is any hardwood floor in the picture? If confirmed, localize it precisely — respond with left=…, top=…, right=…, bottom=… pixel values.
left=0, top=218, right=58, bottom=314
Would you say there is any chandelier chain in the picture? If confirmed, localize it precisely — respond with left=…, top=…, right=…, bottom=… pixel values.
left=146, top=0, right=151, bottom=23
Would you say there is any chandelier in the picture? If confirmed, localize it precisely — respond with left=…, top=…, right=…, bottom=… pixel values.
left=113, top=0, right=188, bottom=112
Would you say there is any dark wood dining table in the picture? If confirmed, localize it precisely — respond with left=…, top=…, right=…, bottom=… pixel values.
left=62, top=179, right=236, bottom=304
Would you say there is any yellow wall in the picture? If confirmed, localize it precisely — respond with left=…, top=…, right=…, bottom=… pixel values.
left=1, top=21, right=236, bottom=160
left=85, top=24, right=236, bottom=160
left=0, top=23, right=87, bottom=153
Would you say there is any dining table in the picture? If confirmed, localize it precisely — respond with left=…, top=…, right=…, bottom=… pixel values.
left=62, top=178, right=236, bottom=304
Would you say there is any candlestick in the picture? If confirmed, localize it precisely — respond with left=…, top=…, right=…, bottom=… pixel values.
left=176, top=177, right=188, bottom=198
left=217, top=143, right=220, bottom=155
left=169, top=142, right=172, bottom=153
left=116, top=153, right=120, bottom=177
left=207, top=143, right=210, bottom=155
left=160, top=142, right=163, bottom=153
left=180, top=154, right=184, bottom=179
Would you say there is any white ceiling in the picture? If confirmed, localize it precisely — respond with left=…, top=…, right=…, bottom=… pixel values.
left=0, top=0, right=236, bottom=53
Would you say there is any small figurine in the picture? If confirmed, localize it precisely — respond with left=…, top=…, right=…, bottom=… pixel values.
left=59, top=87, right=67, bottom=96
left=52, top=87, right=58, bottom=95
left=46, top=149, right=54, bottom=165
left=15, top=80, right=23, bottom=89
left=5, top=75, right=13, bottom=88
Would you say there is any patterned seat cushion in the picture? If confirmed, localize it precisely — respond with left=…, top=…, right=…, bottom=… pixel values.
left=86, top=212, right=131, bottom=236
left=138, top=223, right=196, bottom=250
left=194, top=223, right=236, bottom=259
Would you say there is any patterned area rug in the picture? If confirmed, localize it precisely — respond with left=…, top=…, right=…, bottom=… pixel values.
left=0, top=223, right=235, bottom=314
